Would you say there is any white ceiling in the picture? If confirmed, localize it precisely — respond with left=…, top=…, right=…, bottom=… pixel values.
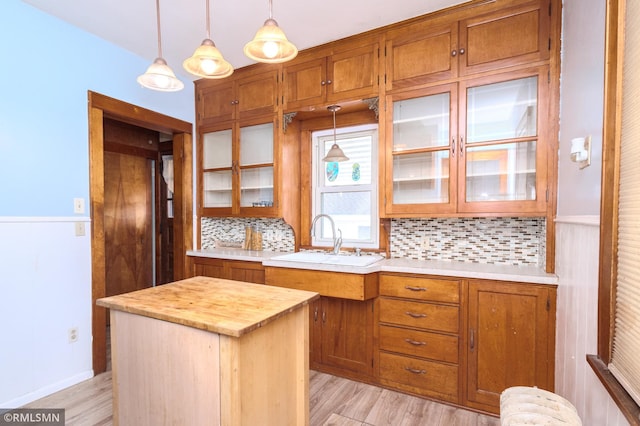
left=23, top=0, right=467, bottom=80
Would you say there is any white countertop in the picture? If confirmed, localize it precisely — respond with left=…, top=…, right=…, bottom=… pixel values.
left=187, top=249, right=558, bottom=285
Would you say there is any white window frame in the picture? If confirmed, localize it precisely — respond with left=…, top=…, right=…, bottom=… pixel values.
left=311, top=123, right=379, bottom=249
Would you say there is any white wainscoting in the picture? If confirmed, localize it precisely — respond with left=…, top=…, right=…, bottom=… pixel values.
left=0, top=217, right=93, bottom=408
left=555, top=216, right=628, bottom=425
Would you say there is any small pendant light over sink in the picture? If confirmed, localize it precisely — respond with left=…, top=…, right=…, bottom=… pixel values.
left=323, top=105, right=349, bottom=162
left=244, top=0, right=298, bottom=63
left=183, top=0, right=233, bottom=79
left=137, top=0, right=184, bottom=91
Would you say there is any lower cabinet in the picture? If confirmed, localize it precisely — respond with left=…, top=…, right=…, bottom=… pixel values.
left=465, top=279, right=556, bottom=413
left=376, top=273, right=556, bottom=415
left=189, top=257, right=265, bottom=284
left=310, top=296, right=374, bottom=379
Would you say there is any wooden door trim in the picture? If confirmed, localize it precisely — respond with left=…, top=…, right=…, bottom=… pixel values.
left=88, top=91, right=193, bottom=374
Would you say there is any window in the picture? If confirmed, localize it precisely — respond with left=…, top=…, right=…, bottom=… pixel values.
left=311, top=124, right=378, bottom=249
left=593, top=0, right=640, bottom=422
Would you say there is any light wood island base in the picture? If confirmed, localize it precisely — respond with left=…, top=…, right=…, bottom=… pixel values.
left=97, top=276, right=319, bottom=426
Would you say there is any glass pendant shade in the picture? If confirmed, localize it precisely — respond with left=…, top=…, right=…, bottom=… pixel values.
left=322, top=105, right=349, bottom=162
left=137, top=57, right=184, bottom=92
left=183, top=39, right=234, bottom=78
left=244, top=0, right=298, bottom=65
left=323, top=143, right=349, bottom=162
left=137, top=0, right=183, bottom=92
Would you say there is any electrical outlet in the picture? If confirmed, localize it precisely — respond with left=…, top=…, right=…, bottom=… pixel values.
left=68, top=327, right=78, bottom=343
left=420, top=237, right=430, bottom=250
left=73, top=198, right=85, bottom=214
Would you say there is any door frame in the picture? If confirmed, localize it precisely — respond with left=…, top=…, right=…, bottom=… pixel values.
left=88, top=91, right=193, bottom=374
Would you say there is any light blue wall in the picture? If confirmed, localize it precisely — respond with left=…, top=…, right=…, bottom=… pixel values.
left=0, top=0, right=195, bottom=217
left=0, top=0, right=195, bottom=407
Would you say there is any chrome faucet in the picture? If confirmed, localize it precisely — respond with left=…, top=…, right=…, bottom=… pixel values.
left=310, top=214, right=343, bottom=255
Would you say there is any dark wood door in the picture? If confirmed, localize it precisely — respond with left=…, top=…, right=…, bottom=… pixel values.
left=104, top=151, right=154, bottom=297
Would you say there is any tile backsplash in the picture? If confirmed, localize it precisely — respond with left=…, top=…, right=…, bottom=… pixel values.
left=201, top=216, right=546, bottom=266
left=390, top=217, right=546, bottom=266
left=201, top=217, right=295, bottom=252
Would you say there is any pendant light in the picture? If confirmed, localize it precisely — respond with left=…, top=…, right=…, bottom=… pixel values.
left=244, top=0, right=298, bottom=64
left=137, top=0, right=184, bottom=91
left=183, top=0, right=233, bottom=79
left=322, top=105, right=349, bottom=162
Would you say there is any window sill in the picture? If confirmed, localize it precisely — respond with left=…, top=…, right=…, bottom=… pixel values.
left=587, top=354, right=640, bottom=425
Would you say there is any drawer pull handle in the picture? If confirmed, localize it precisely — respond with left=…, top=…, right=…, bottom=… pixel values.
left=405, top=286, right=427, bottom=292
left=404, top=338, right=426, bottom=346
left=405, top=367, right=426, bottom=375
left=405, top=311, right=427, bottom=319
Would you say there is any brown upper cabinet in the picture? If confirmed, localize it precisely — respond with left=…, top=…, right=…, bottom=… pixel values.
left=196, top=67, right=280, bottom=127
left=385, top=0, right=551, bottom=91
left=198, top=115, right=280, bottom=217
left=383, top=66, right=549, bottom=217
left=283, top=37, right=380, bottom=111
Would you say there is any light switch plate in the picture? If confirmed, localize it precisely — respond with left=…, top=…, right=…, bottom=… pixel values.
left=75, top=222, right=85, bottom=236
left=74, top=198, right=85, bottom=214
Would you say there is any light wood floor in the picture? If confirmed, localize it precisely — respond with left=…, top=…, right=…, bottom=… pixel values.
left=25, top=326, right=499, bottom=425
left=25, top=368, right=500, bottom=426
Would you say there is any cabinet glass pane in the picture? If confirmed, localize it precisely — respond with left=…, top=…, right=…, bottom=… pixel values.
left=203, top=170, right=232, bottom=208
left=393, top=93, right=450, bottom=152
left=466, top=141, right=536, bottom=202
left=392, top=151, right=450, bottom=204
left=240, top=166, right=274, bottom=207
left=466, top=76, right=537, bottom=143
left=203, top=129, right=232, bottom=169
left=240, top=123, right=274, bottom=166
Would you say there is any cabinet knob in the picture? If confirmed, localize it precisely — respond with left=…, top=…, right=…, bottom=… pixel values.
left=459, top=48, right=466, bottom=55
left=451, top=50, right=457, bottom=57
left=326, top=79, right=332, bottom=85
left=321, top=80, right=326, bottom=86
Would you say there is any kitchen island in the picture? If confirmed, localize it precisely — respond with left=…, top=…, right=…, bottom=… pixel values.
left=96, top=276, right=319, bottom=426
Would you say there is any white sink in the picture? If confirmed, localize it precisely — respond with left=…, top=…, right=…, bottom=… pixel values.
left=270, top=252, right=384, bottom=267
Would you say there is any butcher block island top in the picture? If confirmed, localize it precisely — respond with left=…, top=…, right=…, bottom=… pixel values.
left=97, top=276, right=319, bottom=426
left=96, top=275, right=319, bottom=337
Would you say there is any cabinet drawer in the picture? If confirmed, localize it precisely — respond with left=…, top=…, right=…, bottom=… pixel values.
left=379, top=298, right=459, bottom=333
left=379, top=275, right=460, bottom=303
left=379, top=352, right=458, bottom=402
left=379, top=325, right=458, bottom=363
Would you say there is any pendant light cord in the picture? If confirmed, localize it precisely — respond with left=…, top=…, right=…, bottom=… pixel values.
left=268, top=0, right=273, bottom=19
left=333, top=107, right=337, bottom=144
left=155, top=0, right=163, bottom=58
left=205, top=0, right=211, bottom=40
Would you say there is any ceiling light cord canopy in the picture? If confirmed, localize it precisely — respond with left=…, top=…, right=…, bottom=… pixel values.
left=137, top=0, right=184, bottom=91
left=183, top=0, right=234, bottom=79
left=244, top=0, right=298, bottom=64
left=322, top=105, right=349, bottom=162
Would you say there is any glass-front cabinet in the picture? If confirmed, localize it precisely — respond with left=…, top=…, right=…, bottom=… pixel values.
left=199, top=118, right=278, bottom=217
left=386, top=84, right=458, bottom=215
left=384, top=67, right=548, bottom=216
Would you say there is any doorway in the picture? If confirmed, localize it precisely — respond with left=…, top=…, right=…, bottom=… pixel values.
left=88, top=91, right=193, bottom=374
